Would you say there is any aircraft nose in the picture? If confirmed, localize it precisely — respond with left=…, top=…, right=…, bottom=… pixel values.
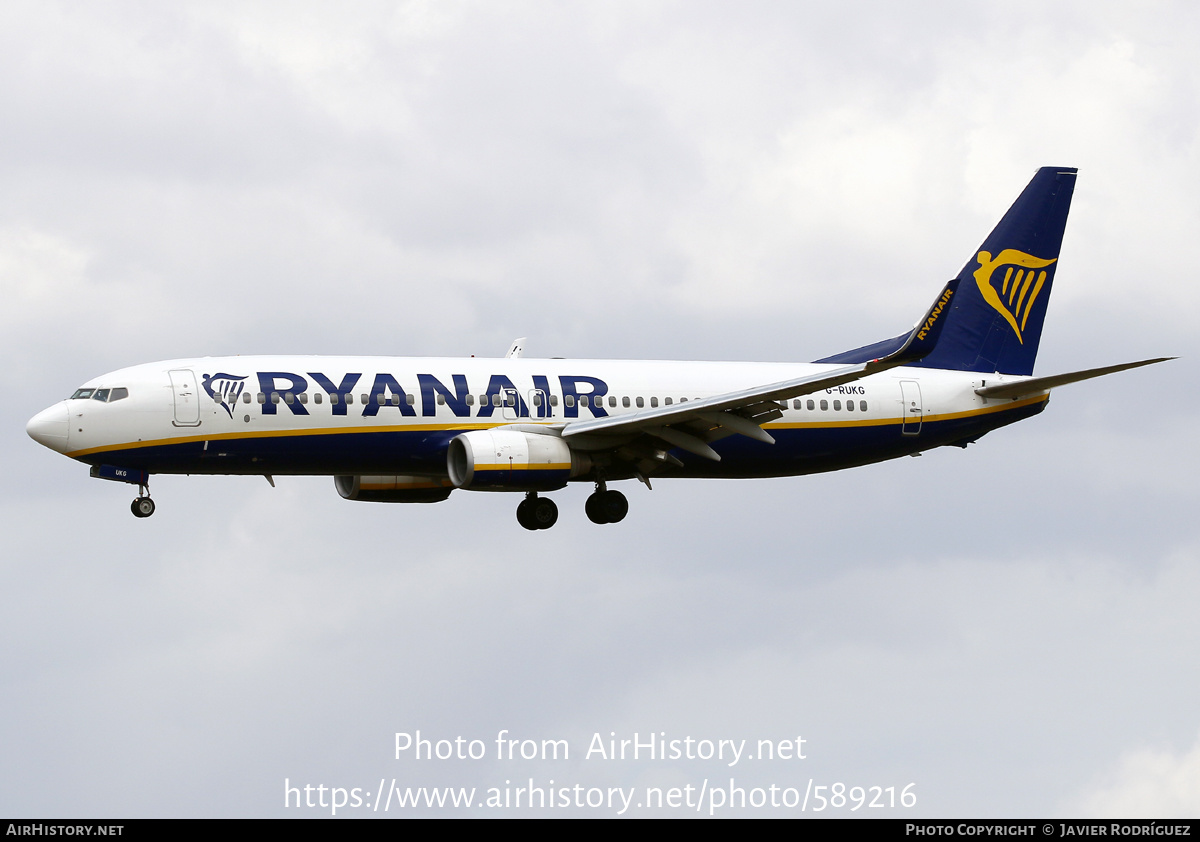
left=27, top=403, right=69, bottom=453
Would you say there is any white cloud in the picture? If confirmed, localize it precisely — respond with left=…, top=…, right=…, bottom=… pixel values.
left=1065, top=732, right=1200, bottom=818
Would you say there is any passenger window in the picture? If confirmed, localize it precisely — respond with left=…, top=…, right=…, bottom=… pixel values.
left=608, top=396, right=616, bottom=408
left=298, top=393, right=308, bottom=404
left=313, top=393, right=322, bottom=404
left=860, top=400, right=867, bottom=411
left=550, top=395, right=559, bottom=406
left=580, top=396, right=589, bottom=408
left=257, top=393, right=266, bottom=404
left=285, top=392, right=295, bottom=404
left=532, top=393, right=542, bottom=407
left=565, top=395, right=575, bottom=408
left=360, top=394, right=368, bottom=404
left=650, top=397, right=658, bottom=407
left=110, top=387, right=129, bottom=402
left=622, top=396, right=630, bottom=408
left=680, top=397, right=688, bottom=403
left=345, top=394, right=353, bottom=405
left=242, top=392, right=250, bottom=404
left=636, top=396, right=644, bottom=408
left=92, top=389, right=110, bottom=401
left=820, top=399, right=828, bottom=411
left=390, top=395, right=400, bottom=406
left=436, top=394, right=445, bottom=405
left=664, top=397, right=673, bottom=405
left=466, top=394, right=474, bottom=406
left=272, top=393, right=281, bottom=405
left=330, top=394, right=339, bottom=405
left=833, top=400, right=841, bottom=410
left=846, top=400, right=854, bottom=412
left=407, top=394, right=416, bottom=406
left=807, top=399, right=815, bottom=410
left=793, top=399, right=801, bottom=409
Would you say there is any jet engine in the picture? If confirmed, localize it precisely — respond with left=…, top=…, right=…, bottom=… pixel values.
left=447, top=429, right=590, bottom=491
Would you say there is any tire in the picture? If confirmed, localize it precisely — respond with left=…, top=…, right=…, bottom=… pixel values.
left=601, top=490, right=628, bottom=523
left=131, top=497, right=155, bottom=518
left=531, top=497, right=558, bottom=529
left=585, top=492, right=608, bottom=524
left=516, top=499, right=538, bottom=531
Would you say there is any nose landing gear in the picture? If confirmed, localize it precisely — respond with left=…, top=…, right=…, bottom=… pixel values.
left=131, top=483, right=155, bottom=518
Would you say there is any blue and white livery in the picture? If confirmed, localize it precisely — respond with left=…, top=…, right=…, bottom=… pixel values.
left=26, top=168, right=1170, bottom=529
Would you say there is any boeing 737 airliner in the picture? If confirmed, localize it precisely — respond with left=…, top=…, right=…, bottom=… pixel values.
left=26, top=167, right=1169, bottom=529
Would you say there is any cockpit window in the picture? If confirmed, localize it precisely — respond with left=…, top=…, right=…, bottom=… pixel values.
left=71, top=386, right=129, bottom=402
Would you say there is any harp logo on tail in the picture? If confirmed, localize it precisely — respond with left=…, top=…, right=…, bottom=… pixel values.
left=973, top=249, right=1057, bottom=344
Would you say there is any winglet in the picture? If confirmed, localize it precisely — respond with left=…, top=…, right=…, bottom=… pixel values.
left=505, top=337, right=526, bottom=359
left=874, top=278, right=960, bottom=367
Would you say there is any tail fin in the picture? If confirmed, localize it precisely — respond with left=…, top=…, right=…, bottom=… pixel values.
left=819, top=167, right=1077, bottom=376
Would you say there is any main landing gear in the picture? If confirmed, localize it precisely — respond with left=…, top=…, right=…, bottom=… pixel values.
left=513, top=481, right=630, bottom=530
left=130, top=483, right=155, bottom=518
left=517, top=492, right=559, bottom=531
left=585, top=480, right=627, bottom=525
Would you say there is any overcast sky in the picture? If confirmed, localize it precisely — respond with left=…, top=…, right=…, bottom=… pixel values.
left=2, top=0, right=1198, bottom=818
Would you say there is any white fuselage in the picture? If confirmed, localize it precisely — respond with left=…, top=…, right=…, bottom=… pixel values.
left=27, top=355, right=1047, bottom=481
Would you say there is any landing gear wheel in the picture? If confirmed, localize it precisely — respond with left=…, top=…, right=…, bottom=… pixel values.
left=585, top=489, right=628, bottom=524
left=532, top=497, right=558, bottom=529
left=601, top=490, right=628, bottom=523
left=516, top=498, right=538, bottom=531
left=131, top=496, right=155, bottom=518
left=517, top=495, right=558, bottom=530
left=585, top=492, right=606, bottom=524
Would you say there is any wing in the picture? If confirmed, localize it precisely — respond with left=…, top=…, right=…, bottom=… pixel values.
left=560, top=278, right=960, bottom=462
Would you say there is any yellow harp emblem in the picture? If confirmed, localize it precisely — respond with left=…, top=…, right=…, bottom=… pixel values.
left=973, top=249, right=1057, bottom=344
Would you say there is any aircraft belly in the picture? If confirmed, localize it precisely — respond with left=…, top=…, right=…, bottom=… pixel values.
left=73, top=399, right=1045, bottom=479
left=76, top=428, right=464, bottom=476
left=654, top=400, right=1046, bottom=479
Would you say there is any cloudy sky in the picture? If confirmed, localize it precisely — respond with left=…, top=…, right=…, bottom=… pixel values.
left=2, top=0, right=1197, bottom=818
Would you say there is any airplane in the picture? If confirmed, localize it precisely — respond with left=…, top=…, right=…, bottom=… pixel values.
left=26, top=166, right=1171, bottom=529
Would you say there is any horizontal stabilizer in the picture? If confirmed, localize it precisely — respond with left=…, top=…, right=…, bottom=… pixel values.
left=974, top=357, right=1175, bottom=399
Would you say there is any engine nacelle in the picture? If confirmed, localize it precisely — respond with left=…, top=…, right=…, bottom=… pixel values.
left=447, top=429, right=590, bottom=491
left=335, top=475, right=453, bottom=503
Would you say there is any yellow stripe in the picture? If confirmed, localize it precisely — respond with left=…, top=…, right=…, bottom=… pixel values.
left=475, top=463, right=572, bottom=472
left=360, top=480, right=451, bottom=490
left=67, top=395, right=1048, bottom=458
left=764, top=393, right=1048, bottom=430
left=65, top=420, right=555, bottom=458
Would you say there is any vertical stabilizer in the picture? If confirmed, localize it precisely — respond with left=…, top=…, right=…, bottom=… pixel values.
left=818, top=167, right=1077, bottom=376
left=917, top=167, right=1076, bottom=375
